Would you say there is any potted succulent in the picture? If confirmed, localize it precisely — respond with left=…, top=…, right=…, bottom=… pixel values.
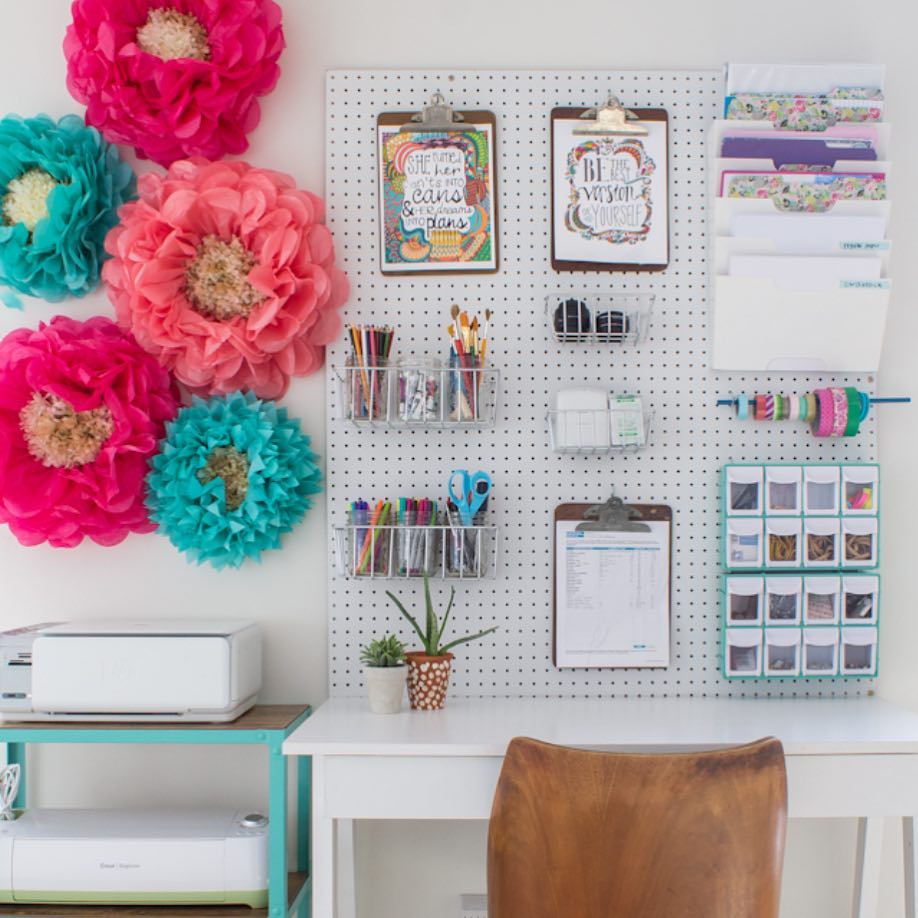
left=386, top=575, right=497, bottom=710
left=360, top=634, right=408, bottom=714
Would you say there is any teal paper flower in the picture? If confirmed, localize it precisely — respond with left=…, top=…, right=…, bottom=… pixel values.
left=146, top=391, right=322, bottom=569
left=0, top=114, right=136, bottom=304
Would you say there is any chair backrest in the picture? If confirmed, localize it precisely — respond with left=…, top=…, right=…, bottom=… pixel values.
left=488, top=736, right=787, bottom=918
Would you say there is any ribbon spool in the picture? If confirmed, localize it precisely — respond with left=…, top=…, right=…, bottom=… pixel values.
left=718, top=388, right=913, bottom=439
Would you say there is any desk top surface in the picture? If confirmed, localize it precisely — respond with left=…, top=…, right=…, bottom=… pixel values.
left=283, top=695, right=918, bottom=757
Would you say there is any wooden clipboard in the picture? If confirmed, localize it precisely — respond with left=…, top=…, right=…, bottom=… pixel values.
left=552, top=501, right=673, bottom=669
left=550, top=107, right=669, bottom=273
left=377, top=109, right=499, bottom=276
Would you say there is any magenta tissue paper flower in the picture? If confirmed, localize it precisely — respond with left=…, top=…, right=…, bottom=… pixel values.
left=63, top=0, right=285, bottom=167
left=104, top=158, right=349, bottom=400
left=0, top=315, right=180, bottom=548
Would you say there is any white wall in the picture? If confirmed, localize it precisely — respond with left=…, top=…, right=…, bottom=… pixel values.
left=1, top=1, right=915, bottom=916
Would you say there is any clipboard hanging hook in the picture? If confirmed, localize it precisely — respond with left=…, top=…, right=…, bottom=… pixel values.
left=573, top=95, right=649, bottom=137
left=576, top=493, right=651, bottom=533
left=400, top=92, right=476, bottom=133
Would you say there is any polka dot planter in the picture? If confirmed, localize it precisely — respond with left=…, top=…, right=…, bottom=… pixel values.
left=405, top=652, right=454, bottom=711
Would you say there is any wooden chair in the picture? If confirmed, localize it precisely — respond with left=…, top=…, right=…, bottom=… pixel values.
left=488, top=736, right=787, bottom=918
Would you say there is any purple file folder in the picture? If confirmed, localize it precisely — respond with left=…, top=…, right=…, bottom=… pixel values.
left=720, top=136, right=877, bottom=168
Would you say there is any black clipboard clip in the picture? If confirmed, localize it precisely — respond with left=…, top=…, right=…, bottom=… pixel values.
left=573, top=95, right=649, bottom=137
left=575, top=493, right=651, bottom=533
left=400, top=92, right=476, bottom=133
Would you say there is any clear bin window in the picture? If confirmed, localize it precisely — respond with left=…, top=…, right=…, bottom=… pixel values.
left=768, top=594, right=797, bottom=622
left=729, top=645, right=759, bottom=673
left=806, top=644, right=835, bottom=671
left=806, top=592, right=836, bottom=622
left=730, top=593, right=759, bottom=622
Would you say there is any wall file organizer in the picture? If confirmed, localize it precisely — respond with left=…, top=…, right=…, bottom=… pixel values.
left=325, top=69, right=877, bottom=699
left=710, top=63, right=891, bottom=372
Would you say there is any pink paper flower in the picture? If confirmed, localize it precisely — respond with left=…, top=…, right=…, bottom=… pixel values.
left=103, top=158, right=348, bottom=399
left=0, top=315, right=179, bottom=548
left=63, top=0, right=285, bottom=166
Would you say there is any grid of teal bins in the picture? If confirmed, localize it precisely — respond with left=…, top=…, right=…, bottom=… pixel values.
left=722, top=463, right=879, bottom=571
left=722, top=573, right=880, bottom=680
left=721, top=463, right=880, bottom=681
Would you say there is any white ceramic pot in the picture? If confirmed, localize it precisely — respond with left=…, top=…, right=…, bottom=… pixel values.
left=364, top=665, right=407, bottom=714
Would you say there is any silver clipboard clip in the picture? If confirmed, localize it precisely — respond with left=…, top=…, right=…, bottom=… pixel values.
left=573, top=95, right=648, bottom=137
left=400, top=92, right=476, bottom=133
left=575, top=494, right=651, bottom=533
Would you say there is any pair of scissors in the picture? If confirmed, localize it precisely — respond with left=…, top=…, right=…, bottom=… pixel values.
left=447, top=469, right=492, bottom=526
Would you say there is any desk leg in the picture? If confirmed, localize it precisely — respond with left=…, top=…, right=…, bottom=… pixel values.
left=298, top=757, right=312, bottom=918
left=852, top=817, right=885, bottom=918
left=268, top=743, right=289, bottom=918
left=337, top=820, right=357, bottom=918
left=313, top=755, right=335, bottom=918
left=904, top=818, right=917, bottom=918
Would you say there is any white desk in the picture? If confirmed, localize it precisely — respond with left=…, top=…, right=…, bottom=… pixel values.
left=284, top=695, right=918, bottom=918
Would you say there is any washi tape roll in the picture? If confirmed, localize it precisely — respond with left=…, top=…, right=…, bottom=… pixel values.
left=804, top=393, right=817, bottom=424
left=844, top=387, right=862, bottom=437
left=736, top=394, right=749, bottom=420
left=830, top=387, right=849, bottom=437
left=813, top=388, right=835, bottom=437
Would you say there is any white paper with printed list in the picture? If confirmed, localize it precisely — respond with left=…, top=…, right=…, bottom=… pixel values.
left=555, top=520, right=671, bottom=668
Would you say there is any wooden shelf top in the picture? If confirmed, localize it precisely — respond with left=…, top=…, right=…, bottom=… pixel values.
left=0, top=873, right=307, bottom=916
left=0, top=705, right=310, bottom=735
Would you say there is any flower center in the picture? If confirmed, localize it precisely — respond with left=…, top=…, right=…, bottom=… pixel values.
left=2, top=169, right=59, bottom=233
left=198, top=446, right=249, bottom=511
left=19, top=393, right=113, bottom=469
left=184, top=235, right=265, bottom=321
left=136, top=7, right=210, bottom=62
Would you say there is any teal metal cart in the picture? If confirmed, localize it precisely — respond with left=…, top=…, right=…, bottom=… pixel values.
left=0, top=704, right=311, bottom=918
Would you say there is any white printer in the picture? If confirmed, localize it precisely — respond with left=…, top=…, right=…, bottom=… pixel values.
left=0, top=620, right=261, bottom=722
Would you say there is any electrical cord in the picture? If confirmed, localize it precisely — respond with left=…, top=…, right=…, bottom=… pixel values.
left=0, top=764, right=20, bottom=820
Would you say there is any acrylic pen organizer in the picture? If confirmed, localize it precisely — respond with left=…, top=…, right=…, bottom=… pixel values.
left=333, top=515, right=499, bottom=580
left=545, top=292, right=653, bottom=346
left=547, top=407, right=653, bottom=454
left=336, top=357, right=500, bottom=428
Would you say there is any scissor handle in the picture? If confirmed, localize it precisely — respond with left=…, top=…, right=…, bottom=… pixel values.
left=448, top=468, right=491, bottom=519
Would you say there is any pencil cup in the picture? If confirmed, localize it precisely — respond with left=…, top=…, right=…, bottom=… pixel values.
left=346, top=356, right=391, bottom=423
left=396, top=524, right=441, bottom=578
left=448, top=353, right=488, bottom=422
left=347, top=511, right=392, bottom=578
left=446, top=515, right=493, bottom=578
left=397, top=360, right=442, bottom=423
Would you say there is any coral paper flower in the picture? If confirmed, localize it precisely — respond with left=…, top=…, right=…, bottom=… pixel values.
left=146, top=390, right=322, bottom=569
left=0, top=114, right=136, bottom=304
left=64, top=0, right=285, bottom=166
left=104, top=158, right=348, bottom=399
left=0, top=316, right=180, bottom=548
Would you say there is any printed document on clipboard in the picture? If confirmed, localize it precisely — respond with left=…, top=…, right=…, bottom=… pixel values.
left=553, top=502, right=672, bottom=669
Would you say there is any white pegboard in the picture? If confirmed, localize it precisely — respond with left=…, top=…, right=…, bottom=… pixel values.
left=324, top=69, right=877, bottom=699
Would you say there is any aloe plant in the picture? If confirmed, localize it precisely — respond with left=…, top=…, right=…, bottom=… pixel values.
left=360, top=634, right=407, bottom=668
left=386, top=573, right=498, bottom=656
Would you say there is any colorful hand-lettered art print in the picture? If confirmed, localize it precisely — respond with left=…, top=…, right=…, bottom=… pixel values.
left=377, top=122, right=497, bottom=273
left=551, top=111, right=669, bottom=270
